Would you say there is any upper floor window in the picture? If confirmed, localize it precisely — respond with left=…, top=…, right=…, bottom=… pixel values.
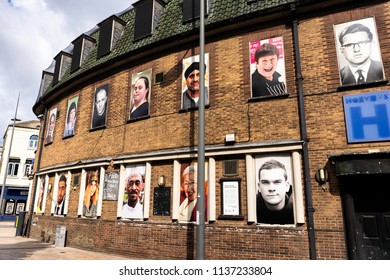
left=97, top=16, right=126, bottom=58
left=24, top=159, right=34, bottom=177
left=29, top=135, right=38, bottom=149
left=182, top=0, right=208, bottom=23
left=52, top=51, right=72, bottom=84
left=7, top=159, right=20, bottom=177
left=134, top=0, right=165, bottom=41
left=71, top=35, right=96, bottom=73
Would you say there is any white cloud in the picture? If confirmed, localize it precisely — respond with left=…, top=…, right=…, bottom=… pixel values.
left=0, top=0, right=134, bottom=144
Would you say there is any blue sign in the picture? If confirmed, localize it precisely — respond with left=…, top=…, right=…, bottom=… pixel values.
left=343, top=91, right=390, bottom=143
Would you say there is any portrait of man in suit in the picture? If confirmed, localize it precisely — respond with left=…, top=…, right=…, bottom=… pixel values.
left=334, top=17, right=385, bottom=86
left=91, top=84, right=109, bottom=129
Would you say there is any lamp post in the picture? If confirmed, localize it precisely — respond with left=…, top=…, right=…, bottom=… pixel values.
left=196, top=0, right=206, bottom=260
left=0, top=93, right=20, bottom=216
left=26, top=109, right=47, bottom=237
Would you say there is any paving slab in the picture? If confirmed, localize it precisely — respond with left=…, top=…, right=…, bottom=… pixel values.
left=0, top=221, right=128, bottom=260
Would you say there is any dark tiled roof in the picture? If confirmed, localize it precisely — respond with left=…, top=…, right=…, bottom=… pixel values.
left=38, top=0, right=296, bottom=102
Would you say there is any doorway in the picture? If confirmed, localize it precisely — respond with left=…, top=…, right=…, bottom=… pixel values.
left=341, top=174, right=390, bottom=259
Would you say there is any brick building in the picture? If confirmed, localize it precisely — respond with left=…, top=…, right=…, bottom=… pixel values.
left=29, top=0, right=390, bottom=259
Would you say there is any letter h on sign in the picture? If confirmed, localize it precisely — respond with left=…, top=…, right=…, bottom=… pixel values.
left=343, top=91, right=390, bottom=143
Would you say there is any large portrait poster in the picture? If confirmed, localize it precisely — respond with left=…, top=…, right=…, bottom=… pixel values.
left=82, top=170, right=100, bottom=218
left=52, top=172, right=70, bottom=216
left=249, top=36, right=287, bottom=97
left=34, top=176, right=47, bottom=214
left=64, top=96, right=78, bottom=137
left=45, top=108, right=57, bottom=145
left=181, top=53, right=209, bottom=110
left=178, top=161, right=208, bottom=222
left=334, top=17, right=385, bottom=86
left=91, top=84, right=109, bottom=129
left=255, top=153, right=294, bottom=225
left=121, top=164, right=146, bottom=220
left=129, top=69, right=152, bottom=120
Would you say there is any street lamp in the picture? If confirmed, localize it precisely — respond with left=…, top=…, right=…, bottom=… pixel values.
left=0, top=93, right=20, bottom=217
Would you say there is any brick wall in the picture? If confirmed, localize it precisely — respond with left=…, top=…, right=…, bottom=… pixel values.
left=30, top=2, right=390, bottom=260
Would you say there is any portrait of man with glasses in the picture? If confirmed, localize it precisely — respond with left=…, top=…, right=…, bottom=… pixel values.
left=334, top=17, right=385, bottom=86
left=122, top=165, right=145, bottom=219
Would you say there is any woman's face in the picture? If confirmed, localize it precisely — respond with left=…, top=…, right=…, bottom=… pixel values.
left=68, top=108, right=76, bottom=123
left=49, top=115, right=55, bottom=131
left=256, top=54, right=278, bottom=81
left=133, top=78, right=148, bottom=105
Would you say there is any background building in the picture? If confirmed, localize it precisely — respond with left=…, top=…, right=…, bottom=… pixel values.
left=28, top=0, right=390, bottom=259
left=0, top=120, right=39, bottom=221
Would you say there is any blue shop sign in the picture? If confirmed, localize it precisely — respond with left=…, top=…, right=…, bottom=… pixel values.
left=343, top=90, right=390, bottom=143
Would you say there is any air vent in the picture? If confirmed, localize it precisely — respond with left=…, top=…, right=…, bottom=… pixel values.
left=223, top=160, right=238, bottom=177
left=155, top=72, right=164, bottom=84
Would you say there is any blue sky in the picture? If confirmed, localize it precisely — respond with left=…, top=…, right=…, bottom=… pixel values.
left=0, top=0, right=135, bottom=144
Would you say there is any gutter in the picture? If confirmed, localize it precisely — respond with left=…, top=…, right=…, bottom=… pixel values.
left=291, top=3, right=317, bottom=259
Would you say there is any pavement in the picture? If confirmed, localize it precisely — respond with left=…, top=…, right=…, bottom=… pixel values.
left=0, top=221, right=127, bottom=260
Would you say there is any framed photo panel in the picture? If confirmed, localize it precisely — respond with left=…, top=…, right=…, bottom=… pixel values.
left=52, top=172, right=70, bottom=216
left=178, top=160, right=208, bottom=222
left=64, top=96, right=78, bottom=137
left=181, top=53, right=209, bottom=110
left=34, top=175, right=48, bottom=214
left=249, top=36, right=287, bottom=98
left=255, top=153, right=294, bottom=225
left=334, top=17, right=385, bottom=86
left=121, top=164, right=146, bottom=220
left=91, top=84, right=109, bottom=129
left=129, top=69, right=152, bottom=120
left=81, top=169, right=100, bottom=218
left=45, top=108, right=57, bottom=145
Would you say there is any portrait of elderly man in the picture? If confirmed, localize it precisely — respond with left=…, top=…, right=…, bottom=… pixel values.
left=92, top=84, right=109, bottom=128
left=122, top=168, right=145, bottom=219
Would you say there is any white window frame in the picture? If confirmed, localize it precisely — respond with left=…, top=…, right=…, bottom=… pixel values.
left=7, top=159, right=20, bottom=177
left=29, top=135, right=38, bottom=149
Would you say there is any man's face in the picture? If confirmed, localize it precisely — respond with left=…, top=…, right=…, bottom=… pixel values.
left=185, top=69, right=200, bottom=93
left=126, top=173, right=143, bottom=204
left=256, top=54, right=278, bottom=80
left=182, top=171, right=197, bottom=202
left=258, top=168, right=289, bottom=208
left=57, top=180, right=66, bottom=205
left=96, top=90, right=107, bottom=116
left=341, top=31, right=372, bottom=67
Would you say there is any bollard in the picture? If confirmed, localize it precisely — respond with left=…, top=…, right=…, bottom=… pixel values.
left=15, top=211, right=26, bottom=236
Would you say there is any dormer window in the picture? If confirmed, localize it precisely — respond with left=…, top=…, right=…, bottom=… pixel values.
left=133, top=0, right=165, bottom=41
left=71, top=34, right=96, bottom=73
left=38, top=70, right=54, bottom=97
left=182, top=0, right=209, bottom=23
left=97, top=15, right=126, bottom=58
left=52, top=51, right=72, bottom=84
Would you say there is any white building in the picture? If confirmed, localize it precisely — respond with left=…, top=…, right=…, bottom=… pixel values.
left=0, top=120, right=40, bottom=220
